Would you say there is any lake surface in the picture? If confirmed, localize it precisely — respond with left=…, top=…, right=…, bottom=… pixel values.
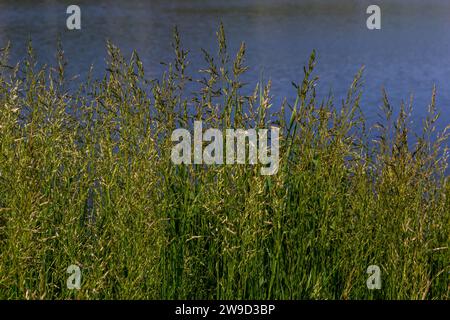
left=1, top=0, right=450, bottom=132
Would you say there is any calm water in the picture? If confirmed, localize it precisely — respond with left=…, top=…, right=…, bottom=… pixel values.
left=1, top=0, right=450, bottom=131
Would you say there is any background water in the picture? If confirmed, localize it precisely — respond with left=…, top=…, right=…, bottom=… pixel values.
left=1, top=0, right=450, bottom=132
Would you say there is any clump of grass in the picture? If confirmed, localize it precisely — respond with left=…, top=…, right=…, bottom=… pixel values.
left=0, top=25, right=448, bottom=299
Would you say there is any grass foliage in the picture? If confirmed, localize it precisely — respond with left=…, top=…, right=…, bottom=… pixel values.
left=0, top=25, right=448, bottom=299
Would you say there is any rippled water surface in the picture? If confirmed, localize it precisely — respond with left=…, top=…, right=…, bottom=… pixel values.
left=1, top=0, right=450, bottom=130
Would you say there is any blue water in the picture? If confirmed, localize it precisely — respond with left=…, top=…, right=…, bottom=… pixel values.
left=1, top=0, right=450, bottom=132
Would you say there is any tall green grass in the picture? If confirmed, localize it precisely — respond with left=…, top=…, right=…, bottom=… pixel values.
left=0, top=25, right=448, bottom=299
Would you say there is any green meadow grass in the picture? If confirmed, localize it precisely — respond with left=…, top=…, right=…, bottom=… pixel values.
left=0, top=25, right=448, bottom=299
